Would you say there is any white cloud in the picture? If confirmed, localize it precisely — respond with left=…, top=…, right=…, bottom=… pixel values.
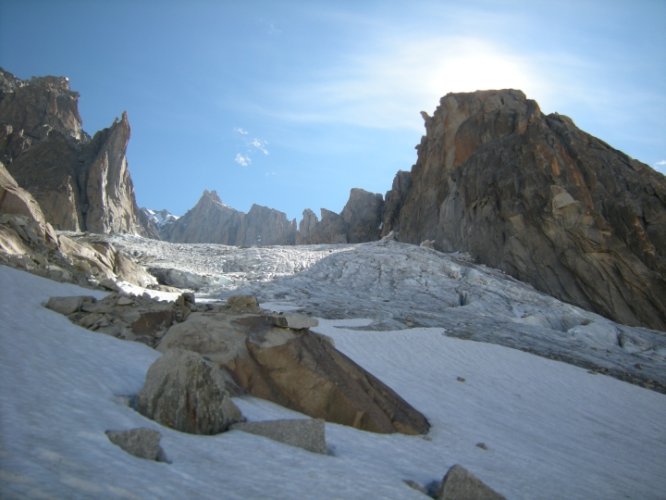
left=234, top=127, right=248, bottom=136
left=655, top=160, right=666, bottom=166
left=234, top=153, right=251, bottom=167
left=251, top=138, right=269, bottom=155
left=264, top=35, right=544, bottom=131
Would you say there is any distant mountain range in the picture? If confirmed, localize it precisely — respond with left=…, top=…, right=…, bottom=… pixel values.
left=1, top=67, right=665, bottom=330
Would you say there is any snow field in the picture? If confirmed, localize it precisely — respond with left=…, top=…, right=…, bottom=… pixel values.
left=1, top=265, right=665, bottom=499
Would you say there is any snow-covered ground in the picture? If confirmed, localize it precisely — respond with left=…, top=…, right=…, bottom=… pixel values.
left=1, top=262, right=666, bottom=498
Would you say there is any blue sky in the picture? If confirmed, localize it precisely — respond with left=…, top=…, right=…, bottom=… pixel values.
left=1, top=0, right=664, bottom=220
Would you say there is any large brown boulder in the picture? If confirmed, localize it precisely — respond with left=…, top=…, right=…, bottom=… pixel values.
left=384, top=89, right=666, bottom=330
left=157, top=301, right=430, bottom=435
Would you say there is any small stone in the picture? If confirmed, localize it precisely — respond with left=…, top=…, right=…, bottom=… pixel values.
left=105, top=428, right=168, bottom=462
left=436, top=464, right=505, bottom=500
left=456, top=376, right=466, bottom=383
left=232, top=419, right=327, bottom=454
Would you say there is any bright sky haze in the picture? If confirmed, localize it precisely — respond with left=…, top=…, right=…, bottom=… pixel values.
left=1, top=0, right=664, bottom=220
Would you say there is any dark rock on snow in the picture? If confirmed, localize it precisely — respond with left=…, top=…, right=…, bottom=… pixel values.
left=105, top=427, right=168, bottom=462
left=231, top=418, right=327, bottom=454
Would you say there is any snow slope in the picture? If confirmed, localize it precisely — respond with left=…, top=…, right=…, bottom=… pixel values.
left=1, top=264, right=665, bottom=499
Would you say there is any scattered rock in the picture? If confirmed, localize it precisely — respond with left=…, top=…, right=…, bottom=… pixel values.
left=436, top=464, right=505, bottom=500
left=475, top=442, right=488, bottom=451
left=456, top=376, right=466, bottom=383
left=136, top=349, right=243, bottom=435
left=231, top=418, right=327, bottom=454
left=105, top=428, right=168, bottom=462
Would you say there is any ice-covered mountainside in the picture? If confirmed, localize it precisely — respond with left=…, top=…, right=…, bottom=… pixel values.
left=141, top=208, right=179, bottom=227
left=103, top=234, right=666, bottom=392
left=1, top=264, right=665, bottom=499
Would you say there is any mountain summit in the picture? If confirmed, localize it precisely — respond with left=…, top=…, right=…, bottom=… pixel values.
left=0, top=68, right=152, bottom=236
left=382, top=89, right=666, bottom=330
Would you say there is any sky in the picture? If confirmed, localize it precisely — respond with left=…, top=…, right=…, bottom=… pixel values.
left=1, top=0, right=665, bottom=220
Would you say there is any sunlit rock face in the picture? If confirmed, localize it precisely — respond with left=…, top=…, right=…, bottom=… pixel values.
left=162, top=190, right=297, bottom=245
left=0, top=68, right=151, bottom=236
left=383, top=89, right=666, bottom=330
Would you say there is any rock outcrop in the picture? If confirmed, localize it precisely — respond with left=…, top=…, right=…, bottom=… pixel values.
left=296, top=188, right=384, bottom=244
left=161, top=190, right=297, bottom=245
left=0, top=161, right=155, bottom=288
left=0, top=68, right=152, bottom=236
left=383, top=89, right=666, bottom=330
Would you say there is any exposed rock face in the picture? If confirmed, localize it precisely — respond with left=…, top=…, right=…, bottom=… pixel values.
left=0, top=162, right=155, bottom=288
left=341, top=188, right=384, bottom=243
left=161, top=190, right=296, bottom=245
left=297, top=188, right=384, bottom=244
left=384, top=89, right=666, bottom=330
left=136, top=349, right=243, bottom=435
left=240, top=204, right=297, bottom=245
left=0, top=68, right=150, bottom=236
left=161, top=190, right=243, bottom=243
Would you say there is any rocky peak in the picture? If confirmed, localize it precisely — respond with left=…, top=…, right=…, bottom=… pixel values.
left=0, top=69, right=150, bottom=236
left=384, top=89, right=666, bottom=330
left=0, top=68, right=84, bottom=150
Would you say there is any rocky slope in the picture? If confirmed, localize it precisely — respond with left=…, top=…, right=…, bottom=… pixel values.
left=0, top=161, right=155, bottom=289
left=0, top=68, right=152, bottom=236
left=382, top=90, right=666, bottom=331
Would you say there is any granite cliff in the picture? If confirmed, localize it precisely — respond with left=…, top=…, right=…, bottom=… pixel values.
left=382, top=90, right=666, bottom=330
left=0, top=68, right=152, bottom=236
left=161, top=190, right=297, bottom=245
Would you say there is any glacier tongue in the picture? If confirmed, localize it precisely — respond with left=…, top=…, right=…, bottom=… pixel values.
left=105, top=234, right=666, bottom=392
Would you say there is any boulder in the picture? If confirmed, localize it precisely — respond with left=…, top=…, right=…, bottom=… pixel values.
left=231, top=419, right=327, bottom=454
left=229, top=326, right=430, bottom=435
left=436, top=464, right=506, bottom=500
left=105, top=428, right=168, bottom=462
left=136, top=349, right=243, bottom=435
